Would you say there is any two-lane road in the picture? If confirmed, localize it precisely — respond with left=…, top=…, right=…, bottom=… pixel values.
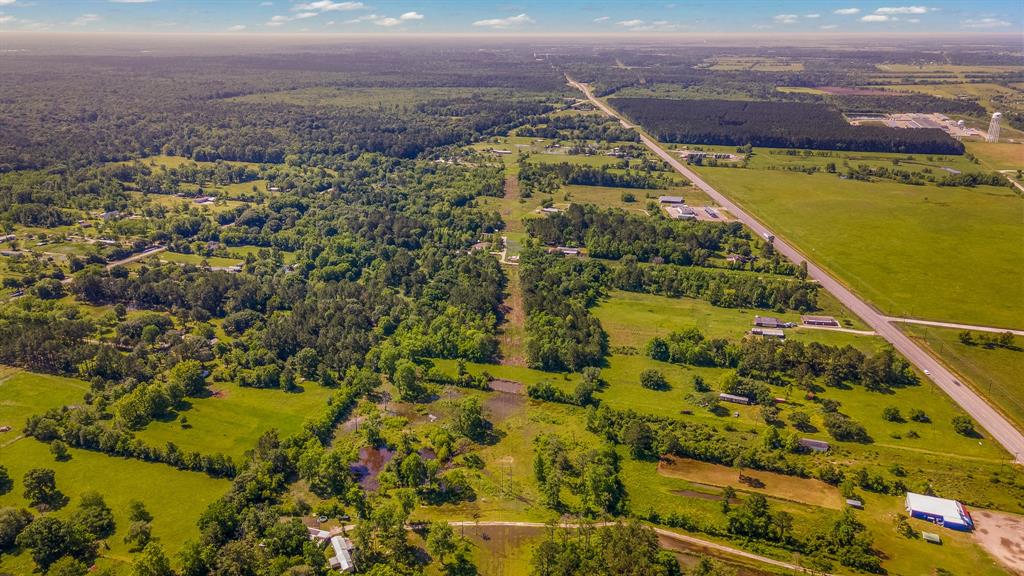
left=569, top=78, right=1024, bottom=463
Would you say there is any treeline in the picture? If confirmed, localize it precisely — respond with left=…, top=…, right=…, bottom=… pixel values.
left=610, top=97, right=965, bottom=155
left=533, top=434, right=627, bottom=516
left=516, top=113, right=639, bottom=142
left=518, top=159, right=668, bottom=196
left=832, top=93, right=986, bottom=117
left=611, top=258, right=818, bottom=312
left=525, top=204, right=752, bottom=267
left=519, top=249, right=608, bottom=371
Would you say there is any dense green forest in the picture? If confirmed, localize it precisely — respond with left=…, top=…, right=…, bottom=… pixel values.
left=610, top=98, right=965, bottom=154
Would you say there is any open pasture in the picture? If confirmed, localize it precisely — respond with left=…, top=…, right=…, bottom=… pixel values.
left=0, top=370, right=89, bottom=434
left=901, top=324, right=1024, bottom=431
left=135, top=382, right=334, bottom=462
left=692, top=163, right=1024, bottom=328
left=0, top=439, right=228, bottom=574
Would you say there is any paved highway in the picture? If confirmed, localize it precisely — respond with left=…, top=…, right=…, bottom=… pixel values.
left=569, top=77, right=1024, bottom=464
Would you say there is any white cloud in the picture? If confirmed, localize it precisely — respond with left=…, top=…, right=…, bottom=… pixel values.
left=294, top=11, right=317, bottom=19
left=71, top=13, right=101, bottom=26
left=472, top=13, right=533, bottom=28
left=834, top=8, right=860, bottom=15
left=294, top=1, right=363, bottom=11
left=860, top=14, right=889, bottom=21
left=266, top=14, right=291, bottom=26
left=805, top=13, right=821, bottom=18
left=593, top=16, right=609, bottom=23
left=618, top=19, right=644, bottom=26
left=819, top=24, right=839, bottom=29
left=399, top=11, right=423, bottom=21
left=874, top=6, right=929, bottom=14
left=773, top=14, right=799, bottom=24
left=345, top=13, right=374, bottom=22
left=374, top=17, right=401, bottom=26
left=0, top=13, right=13, bottom=23
left=630, top=20, right=677, bottom=31
left=962, top=17, right=1011, bottom=28
left=0, top=0, right=16, bottom=5
left=227, top=24, right=246, bottom=31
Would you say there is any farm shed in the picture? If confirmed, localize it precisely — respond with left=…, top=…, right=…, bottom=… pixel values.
left=329, top=535, right=356, bottom=572
left=658, top=195, right=685, bottom=204
left=753, top=316, right=785, bottom=328
left=799, top=438, right=830, bottom=453
left=801, top=315, right=839, bottom=327
left=719, top=393, right=750, bottom=405
left=751, top=328, right=785, bottom=339
left=666, top=205, right=697, bottom=220
left=905, top=492, right=974, bottom=531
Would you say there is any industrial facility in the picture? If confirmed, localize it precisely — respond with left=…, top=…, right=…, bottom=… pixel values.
left=905, top=492, right=974, bottom=531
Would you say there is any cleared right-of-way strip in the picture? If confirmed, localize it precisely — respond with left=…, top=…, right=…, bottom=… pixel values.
left=568, top=77, right=1024, bottom=464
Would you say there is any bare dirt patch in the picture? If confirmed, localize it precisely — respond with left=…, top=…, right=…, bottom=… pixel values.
left=658, top=456, right=843, bottom=509
left=972, top=509, right=1024, bottom=575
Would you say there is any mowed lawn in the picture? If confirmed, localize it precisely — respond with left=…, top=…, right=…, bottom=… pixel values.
left=693, top=165, right=1024, bottom=327
left=135, top=382, right=334, bottom=462
left=901, top=325, right=1024, bottom=431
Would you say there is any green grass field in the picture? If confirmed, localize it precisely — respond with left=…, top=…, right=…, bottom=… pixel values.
left=690, top=162, right=1024, bottom=328
left=0, top=369, right=228, bottom=573
left=0, top=370, right=89, bottom=435
left=0, top=440, right=228, bottom=574
left=901, top=325, right=1024, bottom=431
left=135, top=382, right=334, bottom=462
left=158, top=251, right=244, bottom=268
left=965, top=141, right=1024, bottom=171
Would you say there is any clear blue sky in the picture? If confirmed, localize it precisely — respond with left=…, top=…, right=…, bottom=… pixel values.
left=0, top=0, right=1020, bottom=35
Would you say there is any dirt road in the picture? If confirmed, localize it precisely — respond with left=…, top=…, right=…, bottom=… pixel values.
left=448, top=520, right=831, bottom=574
left=568, top=77, right=1024, bottom=464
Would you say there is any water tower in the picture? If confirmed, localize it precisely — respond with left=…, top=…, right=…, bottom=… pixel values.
left=986, top=112, right=1002, bottom=142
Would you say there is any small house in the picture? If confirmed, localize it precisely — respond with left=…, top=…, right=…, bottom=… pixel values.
left=540, top=207, right=562, bottom=214
left=718, top=393, right=750, bottom=405
left=100, top=210, right=120, bottom=221
left=490, top=149, right=513, bottom=155
left=905, top=492, right=974, bottom=531
left=659, top=195, right=685, bottom=204
left=846, top=499, right=863, bottom=509
left=798, top=438, right=830, bottom=453
left=704, top=207, right=719, bottom=218
left=801, top=315, right=839, bottom=327
left=922, top=532, right=941, bottom=544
